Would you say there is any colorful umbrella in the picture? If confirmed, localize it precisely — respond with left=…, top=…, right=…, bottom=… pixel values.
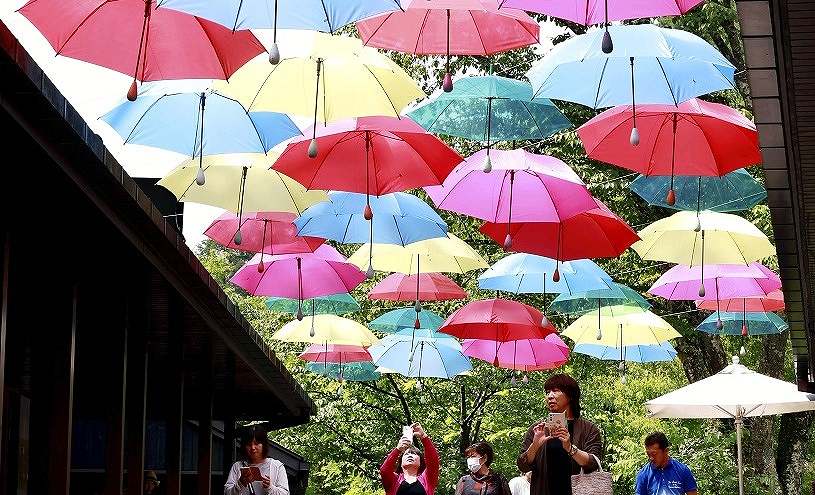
left=266, top=294, right=360, bottom=315
left=298, top=344, right=372, bottom=363
left=406, top=75, right=570, bottom=147
left=390, top=328, right=461, bottom=347
left=357, top=0, right=539, bottom=90
left=649, top=263, right=781, bottom=301
left=549, top=283, right=652, bottom=315
left=349, top=234, right=488, bottom=276
left=440, top=299, right=555, bottom=342
left=273, top=117, right=461, bottom=204
left=158, top=154, right=327, bottom=214
left=629, top=170, right=766, bottom=213
left=696, top=290, right=785, bottom=313
left=231, top=244, right=365, bottom=306
left=272, top=314, right=378, bottom=345
left=295, top=192, right=447, bottom=246
left=369, top=335, right=472, bottom=379
left=19, top=0, right=264, bottom=100
left=368, top=272, right=467, bottom=301
left=204, top=211, right=323, bottom=255
left=462, top=334, right=569, bottom=371
left=370, top=308, right=446, bottom=333
left=578, top=99, right=760, bottom=201
left=306, top=361, right=381, bottom=381
left=563, top=305, right=680, bottom=346
left=478, top=254, right=614, bottom=295
left=697, top=311, right=789, bottom=337
left=573, top=341, right=677, bottom=363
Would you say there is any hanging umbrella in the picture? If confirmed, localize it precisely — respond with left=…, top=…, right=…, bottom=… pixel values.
left=440, top=299, right=555, bottom=342
left=480, top=200, right=639, bottom=261
left=563, top=305, right=680, bottom=346
left=266, top=294, right=360, bottom=315
left=478, top=254, right=614, bottom=295
left=462, top=334, right=570, bottom=371
left=19, top=0, right=265, bottom=100
left=273, top=117, right=461, bottom=207
left=697, top=311, right=788, bottom=336
left=696, top=289, right=785, bottom=313
left=573, top=341, right=677, bottom=363
left=646, top=356, right=815, bottom=495
left=370, top=308, right=446, bottom=333
left=295, top=192, right=447, bottom=246
left=204, top=211, right=324, bottom=254
left=357, top=0, right=539, bottom=91
left=629, top=169, right=766, bottom=213
left=549, top=283, right=651, bottom=315
left=406, top=75, right=570, bottom=150
left=649, top=262, right=781, bottom=301
left=578, top=99, right=760, bottom=202
left=298, top=344, right=372, bottom=363
left=272, top=314, right=379, bottom=345
left=500, top=0, right=703, bottom=24
left=306, top=361, right=381, bottom=381
left=349, top=233, right=488, bottom=275
left=368, top=272, right=467, bottom=301
left=369, top=334, right=472, bottom=379
left=158, top=154, right=327, bottom=214
left=390, top=328, right=461, bottom=347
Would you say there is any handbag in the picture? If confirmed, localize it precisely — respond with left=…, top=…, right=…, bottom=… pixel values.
left=570, top=454, right=612, bottom=495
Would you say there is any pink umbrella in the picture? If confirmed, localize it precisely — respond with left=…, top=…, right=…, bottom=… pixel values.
left=230, top=245, right=365, bottom=314
left=696, top=289, right=785, bottom=313
left=649, top=263, right=781, bottom=301
left=204, top=212, right=324, bottom=259
left=369, top=272, right=468, bottom=301
left=462, top=334, right=569, bottom=371
left=298, top=344, right=372, bottom=363
left=357, top=0, right=539, bottom=91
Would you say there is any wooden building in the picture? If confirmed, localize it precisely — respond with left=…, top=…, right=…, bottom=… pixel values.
left=0, top=22, right=315, bottom=495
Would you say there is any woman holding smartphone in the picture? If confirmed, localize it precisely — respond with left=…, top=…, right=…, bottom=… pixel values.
left=224, top=427, right=289, bottom=495
left=380, top=422, right=440, bottom=495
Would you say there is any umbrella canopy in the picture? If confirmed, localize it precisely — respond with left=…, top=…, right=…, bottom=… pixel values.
left=265, top=294, right=360, bottom=315
left=500, top=0, right=703, bottom=25
left=19, top=0, right=264, bottom=99
left=295, top=192, right=447, bottom=246
left=697, top=311, right=789, bottom=336
left=391, top=328, right=461, bottom=347
left=549, top=283, right=652, bottom=315
left=158, top=154, right=327, bottom=214
left=478, top=254, right=614, bottom=295
left=649, top=263, right=781, bottom=301
left=526, top=25, right=735, bottom=109
left=349, top=234, right=488, bottom=275
left=272, top=315, right=379, bottom=345
left=273, top=117, right=462, bottom=198
left=369, top=272, right=467, bottom=301
left=633, top=210, right=776, bottom=266
left=306, top=361, right=381, bottom=381
left=563, top=305, right=680, bottom=346
left=370, top=308, right=446, bottom=333
left=573, top=341, right=677, bottom=363
left=462, top=334, right=570, bottom=371
left=579, top=99, right=760, bottom=179
left=629, top=170, right=766, bottom=213
left=696, top=290, right=785, bottom=313
left=205, top=211, right=324, bottom=255
left=231, top=245, right=365, bottom=299
left=406, top=75, right=570, bottom=142
left=440, top=299, right=555, bottom=341
left=369, top=335, right=472, bottom=379
left=298, top=344, right=372, bottom=363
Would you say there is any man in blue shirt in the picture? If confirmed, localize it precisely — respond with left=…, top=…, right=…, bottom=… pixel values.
left=635, top=432, right=698, bottom=495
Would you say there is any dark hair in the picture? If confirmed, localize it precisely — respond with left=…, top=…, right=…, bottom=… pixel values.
left=644, top=432, right=670, bottom=450
left=544, top=374, right=582, bottom=418
left=465, top=441, right=494, bottom=466
left=240, top=427, right=270, bottom=459
left=395, top=446, right=426, bottom=474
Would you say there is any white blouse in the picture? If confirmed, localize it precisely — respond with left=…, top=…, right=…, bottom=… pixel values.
left=224, top=458, right=290, bottom=495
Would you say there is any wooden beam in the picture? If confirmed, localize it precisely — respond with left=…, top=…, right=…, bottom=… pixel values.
left=198, top=341, right=214, bottom=495
left=165, top=290, right=185, bottom=495
left=0, top=233, right=9, bottom=473
left=125, top=274, right=149, bottom=495
left=103, top=295, right=128, bottom=495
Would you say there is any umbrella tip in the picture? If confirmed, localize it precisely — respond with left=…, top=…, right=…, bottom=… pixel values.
left=268, top=42, right=281, bottom=65
left=665, top=188, right=676, bottom=206
left=521, top=373, right=528, bottom=384
left=365, top=265, right=375, bottom=278
left=716, top=319, right=723, bottom=330
left=442, top=72, right=453, bottom=93
left=233, top=229, right=242, bottom=246
left=741, top=324, right=748, bottom=336
left=195, top=166, right=206, bottom=186
left=601, top=30, right=613, bottom=54
left=308, top=138, right=318, bottom=158
left=127, top=80, right=138, bottom=102
left=697, top=285, right=706, bottom=298
left=629, top=127, right=640, bottom=146
left=256, top=260, right=265, bottom=273
left=596, top=327, right=602, bottom=340
left=503, top=233, right=512, bottom=250
left=552, top=268, right=560, bottom=283
left=739, top=345, right=746, bottom=356
left=540, top=314, right=549, bottom=328
left=483, top=153, right=492, bottom=173
left=363, top=203, right=373, bottom=220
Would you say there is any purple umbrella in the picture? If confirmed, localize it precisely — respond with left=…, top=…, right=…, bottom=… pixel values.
left=649, top=263, right=781, bottom=301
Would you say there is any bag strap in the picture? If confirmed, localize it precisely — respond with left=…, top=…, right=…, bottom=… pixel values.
left=579, top=454, right=603, bottom=474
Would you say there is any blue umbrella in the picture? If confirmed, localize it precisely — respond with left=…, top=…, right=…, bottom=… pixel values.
left=295, top=192, right=447, bottom=246
left=573, top=341, right=677, bottom=363
left=369, top=308, right=445, bottom=333
left=697, top=311, right=788, bottom=336
left=478, top=254, right=614, bottom=296
left=306, top=361, right=381, bottom=381
left=549, top=283, right=651, bottom=315
left=629, top=170, right=767, bottom=213
left=527, top=25, right=735, bottom=111
left=369, top=335, right=471, bottom=379
left=390, top=328, right=460, bottom=347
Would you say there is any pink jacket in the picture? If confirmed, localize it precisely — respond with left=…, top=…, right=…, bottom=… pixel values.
left=380, top=436, right=440, bottom=495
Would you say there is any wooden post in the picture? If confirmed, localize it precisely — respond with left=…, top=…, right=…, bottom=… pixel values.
left=222, top=353, right=236, bottom=483
left=198, top=341, right=214, bottom=495
left=103, top=295, right=128, bottom=495
left=0, top=234, right=9, bottom=474
left=165, top=290, right=185, bottom=495
left=125, top=273, right=149, bottom=495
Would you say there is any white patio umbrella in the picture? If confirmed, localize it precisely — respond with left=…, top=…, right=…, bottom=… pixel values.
left=645, top=356, right=815, bottom=495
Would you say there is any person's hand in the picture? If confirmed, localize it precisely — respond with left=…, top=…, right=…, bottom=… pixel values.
left=239, top=470, right=253, bottom=485
left=397, top=436, right=412, bottom=452
left=532, top=422, right=550, bottom=446
left=260, top=475, right=271, bottom=489
left=551, top=424, right=571, bottom=452
left=412, top=422, right=427, bottom=439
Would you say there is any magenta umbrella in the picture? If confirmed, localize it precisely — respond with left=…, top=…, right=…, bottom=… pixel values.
left=424, top=149, right=597, bottom=249
left=462, top=334, right=569, bottom=372
left=356, top=0, right=539, bottom=91
left=204, top=212, right=324, bottom=258
left=649, top=262, right=781, bottom=301
left=230, top=245, right=365, bottom=316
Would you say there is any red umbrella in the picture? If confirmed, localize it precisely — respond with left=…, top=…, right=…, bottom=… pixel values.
left=696, top=289, right=785, bottom=313
left=204, top=211, right=324, bottom=260
left=368, top=272, right=467, bottom=301
left=440, top=299, right=555, bottom=342
left=577, top=99, right=760, bottom=204
left=298, top=344, right=372, bottom=364
left=19, top=0, right=265, bottom=100
left=273, top=117, right=462, bottom=217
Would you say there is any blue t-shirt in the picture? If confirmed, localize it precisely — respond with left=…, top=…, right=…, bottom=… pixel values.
left=635, top=458, right=698, bottom=495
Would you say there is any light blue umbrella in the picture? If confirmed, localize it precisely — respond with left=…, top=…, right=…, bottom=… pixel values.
left=390, top=328, right=460, bottom=348
left=629, top=170, right=767, bottom=213
left=294, top=192, right=447, bottom=246
left=574, top=341, right=677, bottom=363
left=266, top=294, right=359, bottom=315
left=527, top=25, right=735, bottom=110
left=306, top=361, right=381, bottom=381
left=369, top=308, right=445, bottom=333
left=549, top=283, right=651, bottom=315
left=369, top=335, right=471, bottom=379
left=478, top=254, right=615, bottom=295
left=697, top=311, right=789, bottom=336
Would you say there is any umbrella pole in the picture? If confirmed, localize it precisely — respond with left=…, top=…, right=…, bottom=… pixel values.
left=366, top=218, right=374, bottom=278
left=234, top=166, right=247, bottom=245
left=308, top=59, right=322, bottom=158
left=698, top=230, right=706, bottom=297
left=504, top=170, right=514, bottom=247
left=268, top=0, right=281, bottom=64
left=596, top=300, right=602, bottom=340
left=541, top=276, right=549, bottom=327
left=601, top=0, right=613, bottom=53
left=715, top=278, right=723, bottom=330
left=127, top=0, right=151, bottom=101
left=364, top=132, right=373, bottom=219
left=195, top=93, right=207, bottom=185
left=414, top=257, right=422, bottom=322
left=297, top=258, right=305, bottom=323
left=442, top=10, right=453, bottom=92
left=629, top=57, right=639, bottom=146
left=257, top=220, right=268, bottom=273
left=553, top=232, right=561, bottom=282
left=483, top=99, right=494, bottom=172
left=736, top=413, right=745, bottom=495
left=666, top=114, right=677, bottom=205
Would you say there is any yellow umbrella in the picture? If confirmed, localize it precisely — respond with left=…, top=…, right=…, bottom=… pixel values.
left=348, top=234, right=488, bottom=276
left=563, top=305, right=681, bottom=347
left=272, top=315, right=379, bottom=346
left=157, top=153, right=327, bottom=214
left=632, top=210, right=775, bottom=266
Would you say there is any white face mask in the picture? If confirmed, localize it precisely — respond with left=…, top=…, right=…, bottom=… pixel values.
left=467, top=456, right=482, bottom=473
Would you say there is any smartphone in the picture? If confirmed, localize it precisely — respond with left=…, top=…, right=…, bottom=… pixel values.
left=402, top=425, right=414, bottom=441
left=546, top=412, right=567, bottom=431
left=240, top=466, right=262, bottom=481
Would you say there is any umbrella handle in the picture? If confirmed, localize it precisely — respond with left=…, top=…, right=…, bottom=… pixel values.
left=127, top=0, right=152, bottom=100
left=629, top=57, right=639, bottom=146
left=195, top=93, right=207, bottom=185
left=308, top=59, right=323, bottom=157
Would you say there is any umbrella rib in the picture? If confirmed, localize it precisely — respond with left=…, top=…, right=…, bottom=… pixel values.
left=119, top=94, right=169, bottom=146
left=362, top=12, right=394, bottom=47
left=341, top=215, right=354, bottom=243
left=363, top=64, right=401, bottom=117
left=393, top=216, right=406, bottom=245
left=49, top=1, right=111, bottom=56
left=414, top=10, right=431, bottom=54
left=422, top=100, right=456, bottom=133
left=468, top=10, right=489, bottom=56
left=220, top=91, right=282, bottom=152
left=654, top=58, right=679, bottom=106
left=248, top=63, right=281, bottom=112
left=591, top=59, right=610, bottom=110
left=277, top=174, right=304, bottom=214
left=521, top=101, right=549, bottom=139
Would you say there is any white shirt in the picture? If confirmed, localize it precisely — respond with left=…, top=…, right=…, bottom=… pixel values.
left=224, top=458, right=289, bottom=495
left=508, top=475, right=531, bottom=495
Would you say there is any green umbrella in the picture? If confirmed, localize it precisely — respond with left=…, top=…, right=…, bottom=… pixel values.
left=697, top=311, right=788, bottom=336
left=306, top=362, right=380, bottom=381
left=369, top=308, right=445, bottom=333
left=265, top=294, right=359, bottom=318
left=549, top=283, right=651, bottom=315
left=629, top=170, right=766, bottom=213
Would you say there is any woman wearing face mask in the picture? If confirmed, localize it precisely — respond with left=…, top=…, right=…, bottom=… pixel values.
left=224, top=427, right=289, bottom=495
left=380, top=423, right=440, bottom=495
left=455, top=441, right=511, bottom=495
